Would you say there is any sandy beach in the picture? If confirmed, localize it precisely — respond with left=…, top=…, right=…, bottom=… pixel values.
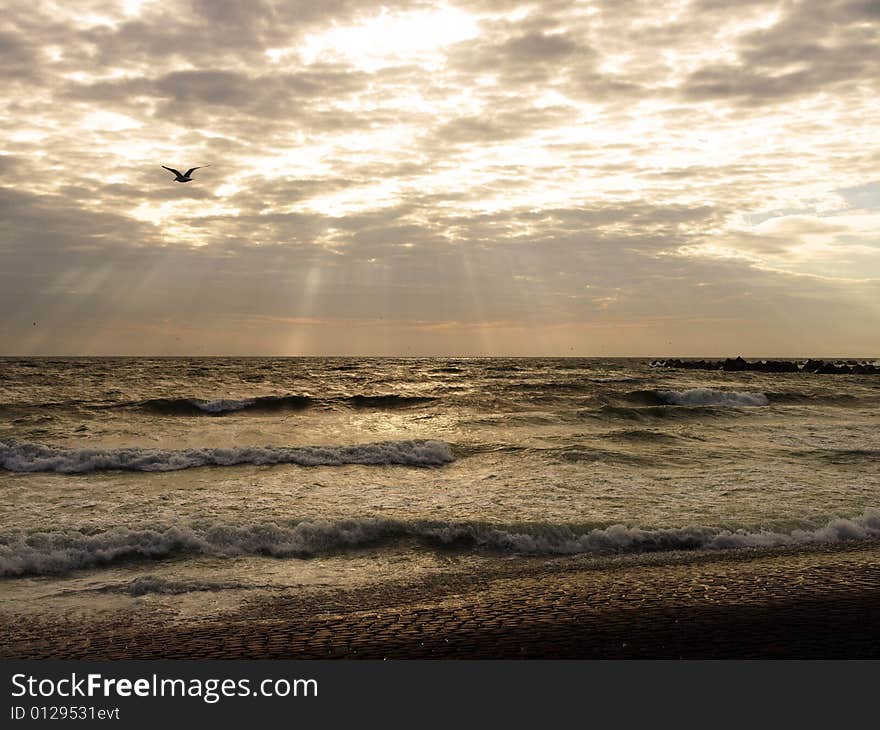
left=4, top=540, right=879, bottom=660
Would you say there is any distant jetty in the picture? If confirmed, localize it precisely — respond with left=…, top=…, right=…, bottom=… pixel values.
left=649, top=356, right=880, bottom=375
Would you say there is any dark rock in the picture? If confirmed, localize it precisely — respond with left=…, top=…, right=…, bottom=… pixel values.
left=649, top=357, right=877, bottom=375
left=722, top=356, right=749, bottom=371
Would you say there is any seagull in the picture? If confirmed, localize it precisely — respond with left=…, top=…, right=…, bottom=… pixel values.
left=162, top=165, right=209, bottom=183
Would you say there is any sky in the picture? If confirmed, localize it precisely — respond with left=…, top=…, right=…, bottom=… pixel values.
left=1, top=0, right=879, bottom=356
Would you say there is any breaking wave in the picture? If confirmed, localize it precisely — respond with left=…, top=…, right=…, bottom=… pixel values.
left=0, top=439, right=455, bottom=473
left=604, top=389, right=770, bottom=415
left=655, top=389, right=769, bottom=407
left=2, top=510, right=878, bottom=577
left=136, top=395, right=314, bottom=415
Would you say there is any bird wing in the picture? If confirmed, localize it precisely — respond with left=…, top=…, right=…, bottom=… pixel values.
left=184, top=165, right=209, bottom=177
left=162, top=166, right=183, bottom=177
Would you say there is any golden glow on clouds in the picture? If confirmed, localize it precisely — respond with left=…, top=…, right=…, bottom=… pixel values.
left=304, top=179, right=404, bottom=218
left=2, top=0, right=880, bottom=355
left=121, top=0, right=150, bottom=17
left=299, top=5, right=480, bottom=70
left=81, top=110, right=142, bottom=132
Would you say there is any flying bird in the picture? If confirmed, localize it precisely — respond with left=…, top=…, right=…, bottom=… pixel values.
left=162, top=165, right=209, bottom=183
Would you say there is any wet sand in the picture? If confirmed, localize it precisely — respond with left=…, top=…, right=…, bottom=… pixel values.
left=3, top=541, right=880, bottom=659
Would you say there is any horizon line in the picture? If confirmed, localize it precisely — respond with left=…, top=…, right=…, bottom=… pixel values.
left=1, top=354, right=879, bottom=360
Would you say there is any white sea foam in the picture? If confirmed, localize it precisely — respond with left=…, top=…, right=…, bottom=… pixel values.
left=137, top=395, right=314, bottom=414
left=657, top=389, right=769, bottom=407
left=0, top=520, right=399, bottom=576
left=0, top=439, right=455, bottom=473
left=194, top=398, right=256, bottom=413
left=2, top=510, right=877, bottom=577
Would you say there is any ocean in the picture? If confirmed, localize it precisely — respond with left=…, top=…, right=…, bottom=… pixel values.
left=1, top=357, right=879, bottom=624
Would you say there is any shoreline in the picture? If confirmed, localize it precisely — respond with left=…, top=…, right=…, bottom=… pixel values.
left=3, top=540, right=880, bottom=659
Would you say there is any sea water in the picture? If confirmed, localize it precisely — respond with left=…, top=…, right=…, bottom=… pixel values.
left=1, top=357, right=878, bottom=620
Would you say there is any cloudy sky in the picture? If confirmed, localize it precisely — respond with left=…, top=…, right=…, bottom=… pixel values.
left=2, top=0, right=878, bottom=356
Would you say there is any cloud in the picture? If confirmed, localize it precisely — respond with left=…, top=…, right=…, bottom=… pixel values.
left=0, top=29, right=38, bottom=80
left=682, top=0, right=879, bottom=105
left=838, top=180, right=880, bottom=210
left=1, top=0, right=879, bottom=354
left=430, top=104, right=576, bottom=144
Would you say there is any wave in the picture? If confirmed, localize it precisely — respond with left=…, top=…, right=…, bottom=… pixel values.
left=609, top=389, right=769, bottom=411
left=134, top=393, right=435, bottom=415
left=588, top=376, right=644, bottom=383
left=346, top=395, right=437, bottom=408
left=517, top=380, right=588, bottom=391
left=137, top=395, right=314, bottom=415
left=550, top=445, right=647, bottom=465
left=656, top=389, right=769, bottom=407
left=460, top=413, right=564, bottom=428
left=0, top=439, right=455, bottom=474
left=619, top=389, right=667, bottom=406
left=589, top=405, right=738, bottom=422
left=763, top=391, right=871, bottom=407
left=797, top=448, right=880, bottom=464
left=0, top=399, right=91, bottom=413
left=2, top=510, right=877, bottom=577
left=603, top=429, right=694, bottom=443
